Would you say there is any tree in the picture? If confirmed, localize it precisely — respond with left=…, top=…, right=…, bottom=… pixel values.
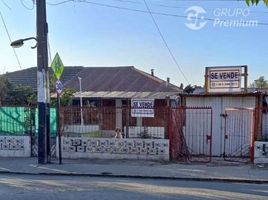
left=49, top=74, right=76, bottom=107
left=0, top=76, right=36, bottom=106
left=250, top=76, right=268, bottom=89
left=0, top=75, right=75, bottom=107
left=50, top=87, right=76, bottom=107
left=246, top=0, right=268, bottom=5
left=183, top=84, right=195, bottom=94
left=0, top=76, right=11, bottom=105
left=60, top=88, right=76, bottom=106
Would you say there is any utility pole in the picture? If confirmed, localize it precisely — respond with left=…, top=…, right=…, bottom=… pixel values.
left=37, top=0, right=50, bottom=164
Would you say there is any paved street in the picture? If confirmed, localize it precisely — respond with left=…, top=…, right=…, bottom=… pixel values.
left=0, top=174, right=267, bottom=200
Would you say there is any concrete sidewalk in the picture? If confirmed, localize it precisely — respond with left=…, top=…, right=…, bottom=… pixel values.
left=0, top=157, right=268, bottom=183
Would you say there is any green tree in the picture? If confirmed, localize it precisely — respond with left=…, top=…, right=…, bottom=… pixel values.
left=250, top=76, right=268, bottom=88
left=60, top=88, right=76, bottom=106
left=0, top=76, right=11, bottom=105
left=49, top=74, right=75, bottom=106
left=183, top=84, right=195, bottom=94
left=0, top=75, right=75, bottom=107
left=50, top=87, right=76, bottom=107
left=0, top=76, right=36, bottom=106
left=246, top=0, right=268, bottom=5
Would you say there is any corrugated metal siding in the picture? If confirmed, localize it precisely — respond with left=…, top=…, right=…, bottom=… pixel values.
left=186, top=97, right=222, bottom=156
left=263, top=96, right=268, bottom=136
left=263, top=114, right=268, bottom=136
left=71, top=91, right=179, bottom=100
left=185, top=96, right=256, bottom=156
left=222, top=96, right=256, bottom=108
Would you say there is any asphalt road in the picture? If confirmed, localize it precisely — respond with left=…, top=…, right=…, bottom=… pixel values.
left=0, top=174, right=267, bottom=200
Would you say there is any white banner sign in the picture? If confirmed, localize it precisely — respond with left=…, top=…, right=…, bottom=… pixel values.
left=207, top=67, right=242, bottom=93
left=131, top=99, right=154, bottom=118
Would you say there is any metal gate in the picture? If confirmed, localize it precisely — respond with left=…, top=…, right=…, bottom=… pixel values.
left=169, top=107, right=213, bottom=163
left=223, top=108, right=254, bottom=163
left=31, top=108, right=57, bottom=158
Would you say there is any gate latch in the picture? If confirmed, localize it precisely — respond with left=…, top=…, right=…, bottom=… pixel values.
left=220, top=113, right=228, bottom=118
left=206, top=135, right=212, bottom=144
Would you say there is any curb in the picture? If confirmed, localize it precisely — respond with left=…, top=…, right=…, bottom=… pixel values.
left=1, top=170, right=268, bottom=184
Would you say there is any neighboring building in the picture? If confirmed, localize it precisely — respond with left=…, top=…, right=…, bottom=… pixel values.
left=180, top=93, right=263, bottom=157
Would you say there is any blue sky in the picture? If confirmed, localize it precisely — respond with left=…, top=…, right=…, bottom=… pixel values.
left=0, top=0, right=267, bottom=87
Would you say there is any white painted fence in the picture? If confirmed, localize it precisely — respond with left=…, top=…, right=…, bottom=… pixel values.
left=124, top=126, right=165, bottom=139
left=63, top=125, right=100, bottom=134
left=57, top=137, right=169, bottom=161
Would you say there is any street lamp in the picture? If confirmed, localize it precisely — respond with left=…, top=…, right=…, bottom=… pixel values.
left=10, top=0, right=50, bottom=164
left=78, top=76, right=84, bottom=125
left=10, top=37, right=37, bottom=49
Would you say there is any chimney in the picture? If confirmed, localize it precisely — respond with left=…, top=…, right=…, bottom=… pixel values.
left=151, top=69, right=154, bottom=76
left=166, top=77, right=170, bottom=87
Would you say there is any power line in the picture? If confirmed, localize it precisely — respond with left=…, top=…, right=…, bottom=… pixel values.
left=143, top=0, right=190, bottom=84
left=47, top=0, right=268, bottom=25
left=108, top=0, right=141, bottom=4
left=109, top=0, right=268, bottom=15
left=148, top=1, right=268, bottom=14
left=77, top=1, right=268, bottom=25
left=0, top=10, right=22, bottom=69
left=1, top=0, right=11, bottom=10
left=47, top=0, right=75, bottom=6
left=20, top=0, right=35, bottom=10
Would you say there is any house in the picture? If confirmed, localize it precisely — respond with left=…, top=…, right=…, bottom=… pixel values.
left=4, top=66, right=183, bottom=139
left=4, top=66, right=181, bottom=102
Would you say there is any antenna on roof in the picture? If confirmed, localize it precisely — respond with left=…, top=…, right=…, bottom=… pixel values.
left=166, top=77, right=170, bottom=87
left=151, top=69, right=154, bottom=76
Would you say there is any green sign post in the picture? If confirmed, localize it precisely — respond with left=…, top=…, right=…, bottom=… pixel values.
left=51, top=53, right=64, bottom=164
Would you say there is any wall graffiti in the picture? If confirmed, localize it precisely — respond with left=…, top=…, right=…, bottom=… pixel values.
left=0, top=136, right=31, bottom=157
left=60, top=137, right=169, bottom=160
left=0, top=136, right=25, bottom=151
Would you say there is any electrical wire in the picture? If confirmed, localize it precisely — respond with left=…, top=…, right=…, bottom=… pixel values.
left=108, top=0, right=141, bottom=4
left=47, top=0, right=268, bottom=25
left=47, top=0, right=75, bottom=6
left=20, top=0, right=35, bottom=10
left=1, top=0, right=11, bottom=10
left=106, top=0, right=268, bottom=15
left=143, top=0, right=190, bottom=84
left=0, top=10, right=22, bottom=69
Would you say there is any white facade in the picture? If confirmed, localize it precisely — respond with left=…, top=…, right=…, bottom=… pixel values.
left=185, top=95, right=257, bottom=157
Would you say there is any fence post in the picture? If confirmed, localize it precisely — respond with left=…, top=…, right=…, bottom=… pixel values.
left=57, top=94, right=62, bottom=164
left=126, top=104, right=130, bottom=138
left=165, top=96, right=170, bottom=139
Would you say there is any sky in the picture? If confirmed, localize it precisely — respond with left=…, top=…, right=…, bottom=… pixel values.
left=0, top=0, right=267, bottom=87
